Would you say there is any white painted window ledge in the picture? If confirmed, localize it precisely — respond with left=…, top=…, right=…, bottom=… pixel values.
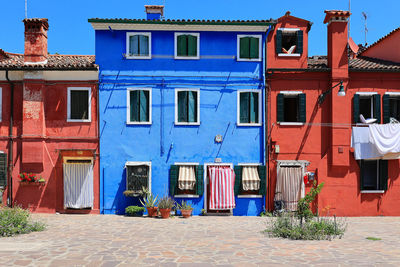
left=174, top=194, right=199, bottom=198
left=237, top=195, right=263, bottom=198
left=278, top=122, right=304, bottom=126
left=361, top=190, right=385, bottom=194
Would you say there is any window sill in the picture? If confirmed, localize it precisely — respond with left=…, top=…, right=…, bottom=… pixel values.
left=278, top=122, right=304, bottom=126
left=278, top=53, right=301, bottom=57
left=127, top=121, right=152, bottom=125
left=125, top=55, right=152, bottom=60
left=237, top=123, right=262, bottom=127
left=237, top=58, right=262, bottom=62
left=175, top=122, right=200, bottom=126
left=174, top=56, right=200, bottom=60
left=237, top=195, right=263, bottom=198
left=174, top=194, right=199, bottom=198
left=67, top=119, right=91, bottom=123
left=361, top=190, right=385, bottom=194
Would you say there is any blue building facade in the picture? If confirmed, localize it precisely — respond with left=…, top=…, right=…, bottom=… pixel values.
left=90, top=7, right=275, bottom=215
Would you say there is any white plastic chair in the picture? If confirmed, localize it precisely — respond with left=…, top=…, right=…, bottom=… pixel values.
left=359, top=114, right=377, bottom=124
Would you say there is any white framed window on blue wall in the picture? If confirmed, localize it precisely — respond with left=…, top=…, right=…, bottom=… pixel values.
left=174, top=33, right=200, bottom=60
left=175, top=89, right=200, bottom=125
left=126, top=32, right=151, bottom=59
left=237, top=90, right=261, bottom=126
left=237, top=35, right=262, bottom=62
left=127, top=88, right=152, bottom=125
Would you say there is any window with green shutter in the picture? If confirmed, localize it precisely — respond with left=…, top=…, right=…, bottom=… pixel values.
left=233, top=165, right=266, bottom=196
left=238, top=91, right=260, bottom=125
left=176, top=90, right=199, bottom=124
left=127, top=32, right=151, bottom=59
left=238, top=35, right=261, bottom=60
left=128, top=89, right=151, bottom=123
left=277, top=29, right=303, bottom=55
left=355, top=93, right=381, bottom=123
left=176, top=33, right=199, bottom=58
left=68, top=88, right=90, bottom=121
left=170, top=164, right=203, bottom=196
left=383, top=94, right=400, bottom=123
left=277, top=93, right=306, bottom=123
left=360, top=159, right=388, bottom=192
left=0, top=153, right=7, bottom=187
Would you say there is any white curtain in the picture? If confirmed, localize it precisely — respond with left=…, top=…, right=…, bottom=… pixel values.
left=63, top=163, right=94, bottom=209
left=178, top=166, right=196, bottom=190
left=275, top=166, right=305, bottom=211
left=242, top=166, right=260, bottom=191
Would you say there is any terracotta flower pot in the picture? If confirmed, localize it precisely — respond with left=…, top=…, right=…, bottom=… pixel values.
left=147, top=207, right=158, bottom=217
left=180, top=209, right=192, bottom=218
left=159, top=208, right=171, bottom=219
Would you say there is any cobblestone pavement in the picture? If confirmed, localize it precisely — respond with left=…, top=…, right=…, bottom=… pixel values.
left=1, top=214, right=400, bottom=266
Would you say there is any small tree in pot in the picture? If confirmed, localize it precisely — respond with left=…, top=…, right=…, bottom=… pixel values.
left=177, top=200, right=194, bottom=218
left=158, top=196, right=175, bottom=219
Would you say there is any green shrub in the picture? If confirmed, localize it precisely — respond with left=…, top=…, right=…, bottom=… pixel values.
left=265, top=212, right=346, bottom=240
left=125, top=206, right=145, bottom=216
left=0, top=206, right=46, bottom=237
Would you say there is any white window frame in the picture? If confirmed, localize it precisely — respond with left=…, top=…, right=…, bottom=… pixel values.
left=360, top=159, right=385, bottom=194
left=237, top=163, right=263, bottom=198
left=203, top=163, right=233, bottom=213
left=126, top=88, right=152, bottom=125
left=67, top=87, right=91, bottom=122
left=237, top=34, right=262, bottom=62
left=237, top=89, right=262, bottom=126
left=174, top=32, right=200, bottom=60
left=125, top=161, right=152, bottom=193
left=0, top=87, right=2, bottom=122
left=356, top=92, right=378, bottom=125
left=278, top=91, right=304, bottom=126
left=174, top=162, right=200, bottom=198
left=277, top=28, right=301, bottom=57
left=175, top=88, right=200, bottom=125
left=126, top=32, right=152, bottom=59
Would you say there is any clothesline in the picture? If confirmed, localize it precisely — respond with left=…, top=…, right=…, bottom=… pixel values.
left=274, top=122, right=377, bottom=127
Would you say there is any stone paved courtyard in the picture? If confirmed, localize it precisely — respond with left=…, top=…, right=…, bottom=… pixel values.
left=1, top=214, right=400, bottom=266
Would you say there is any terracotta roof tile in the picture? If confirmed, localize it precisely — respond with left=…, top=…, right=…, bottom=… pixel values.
left=360, top=26, right=400, bottom=55
left=307, top=56, right=400, bottom=71
left=0, top=52, right=97, bottom=70
left=88, top=18, right=276, bottom=25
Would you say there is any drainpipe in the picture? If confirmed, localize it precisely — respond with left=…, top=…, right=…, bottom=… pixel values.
left=263, top=26, right=272, bottom=211
left=5, top=70, right=14, bottom=207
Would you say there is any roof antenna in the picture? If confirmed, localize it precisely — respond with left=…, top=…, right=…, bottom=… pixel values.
left=362, top=12, right=368, bottom=45
left=348, top=0, right=351, bottom=38
left=25, top=0, right=28, bottom=19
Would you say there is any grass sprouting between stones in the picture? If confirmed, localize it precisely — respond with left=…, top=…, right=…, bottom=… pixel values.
left=366, top=236, right=382, bottom=241
left=0, top=206, right=46, bottom=237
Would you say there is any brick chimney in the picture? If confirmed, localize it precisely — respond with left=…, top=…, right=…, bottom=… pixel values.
left=324, top=10, right=351, bottom=168
left=23, top=18, right=49, bottom=64
left=145, top=5, right=164, bottom=20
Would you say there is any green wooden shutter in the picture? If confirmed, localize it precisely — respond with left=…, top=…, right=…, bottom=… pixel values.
left=187, top=35, right=197, bottom=57
left=249, top=92, right=258, bottom=123
left=178, top=91, right=188, bottom=122
left=177, top=35, right=187, bottom=56
left=298, top=93, right=306, bottom=123
left=360, top=160, right=365, bottom=191
left=379, top=160, right=388, bottom=191
left=373, top=94, right=381, bottom=124
left=249, top=37, right=259, bottom=59
left=353, top=94, right=360, bottom=123
left=258, top=165, right=266, bottom=195
left=382, top=94, right=390, bottom=124
left=139, top=90, right=149, bottom=122
left=196, top=165, right=204, bottom=196
left=233, top=165, right=242, bottom=195
left=297, top=30, right=303, bottom=55
left=188, top=91, right=197, bottom=123
left=240, top=37, right=250, bottom=59
left=276, top=30, right=282, bottom=54
left=130, top=90, right=139, bottom=122
left=277, top=93, right=284, bottom=122
left=0, top=153, right=7, bottom=187
left=169, top=165, right=178, bottom=196
left=240, top=92, right=250, bottom=123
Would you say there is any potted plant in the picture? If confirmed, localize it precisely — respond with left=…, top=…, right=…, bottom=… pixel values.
left=18, top=173, right=45, bottom=186
left=125, top=205, right=145, bottom=217
left=139, top=192, right=158, bottom=217
left=177, top=200, right=194, bottom=218
left=158, top=196, right=175, bottom=219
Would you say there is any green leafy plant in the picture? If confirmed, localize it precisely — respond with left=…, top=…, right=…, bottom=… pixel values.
left=201, top=209, right=206, bottom=216
left=18, top=173, right=45, bottom=183
left=125, top=206, right=145, bottom=216
left=297, top=181, right=324, bottom=224
left=139, top=193, right=158, bottom=208
left=176, top=200, right=193, bottom=211
left=158, top=196, right=175, bottom=209
left=366, top=236, right=382, bottom=241
left=0, top=206, right=46, bottom=237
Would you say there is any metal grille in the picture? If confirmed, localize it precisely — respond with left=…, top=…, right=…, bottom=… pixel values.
left=127, top=165, right=149, bottom=194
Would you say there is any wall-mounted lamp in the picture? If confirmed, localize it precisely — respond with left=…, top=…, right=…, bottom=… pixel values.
left=318, top=81, right=345, bottom=105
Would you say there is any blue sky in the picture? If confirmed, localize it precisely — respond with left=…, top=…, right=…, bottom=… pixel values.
left=1, top=0, right=398, bottom=56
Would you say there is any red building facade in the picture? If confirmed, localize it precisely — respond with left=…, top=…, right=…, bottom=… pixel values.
left=0, top=19, right=99, bottom=213
left=267, top=11, right=400, bottom=216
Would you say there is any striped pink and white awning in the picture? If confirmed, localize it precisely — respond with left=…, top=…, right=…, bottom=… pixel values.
left=208, top=166, right=236, bottom=210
